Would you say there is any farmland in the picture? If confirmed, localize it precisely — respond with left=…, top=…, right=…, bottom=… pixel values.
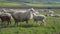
left=0, top=9, right=60, bottom=34
left=0, top=2, right=60, bottom=7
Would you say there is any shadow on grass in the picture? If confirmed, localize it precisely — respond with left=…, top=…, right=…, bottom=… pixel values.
left=19, top=24, right=40, bottom=28
left=0, top=24, right=41, bottom=28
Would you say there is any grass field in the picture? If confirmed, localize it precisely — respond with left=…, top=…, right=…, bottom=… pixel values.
left=0, top=2, right=60, bottom=7
left=27, top=3, right=60, bottom=7
left=0, top=9, right=60, bottom=34
left=0, top=2, right=21, bottom=7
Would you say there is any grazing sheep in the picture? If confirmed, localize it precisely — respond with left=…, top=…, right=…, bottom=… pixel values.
left=0, top=12, right=12, bottom=25
left=11, top=8, right=35, bottom=25
left=44, top=10, right=54, bottom=16
left=2, top=8, right=14, bottom=14
left=1, top=8, right=15, bottom=19
left=52, top=14, right=60, bottom=17
left=33, top=13, right=46, bottom=25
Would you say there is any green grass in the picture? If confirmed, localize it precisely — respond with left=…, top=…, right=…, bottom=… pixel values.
left=27, top=3, right=60, bottom=7
left=0, top=2, right=21, bottom=7
left=0, top=9, right=60, bottom=34
left=0, top=17, right=60, bottom=34
left=0, top=2, right=60, bottom=7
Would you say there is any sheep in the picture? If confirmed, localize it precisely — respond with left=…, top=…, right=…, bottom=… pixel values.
left=11, top=8, right=35, bottom=25
left=1, top=8, right=15, bottom=19
left=33, top=13, right=46, bottom=25
left=1, top=8, right=14, bottom=14
left=0, top=12, right=12, bottom=25
left=52, top=14, right=60, bottom=17
left=44, top=10, right=54, bottom=16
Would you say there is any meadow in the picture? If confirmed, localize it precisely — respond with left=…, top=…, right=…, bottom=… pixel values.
left=0, top=2, right=21, bottom=7
left=0, top=9, right=60, bottom=34
left=0, top=2, right=60, bottom=7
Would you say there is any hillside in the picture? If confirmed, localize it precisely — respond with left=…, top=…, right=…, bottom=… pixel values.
left=0, top=0, right=60, bottom=7
left=0, top=0, right=60, bottom=3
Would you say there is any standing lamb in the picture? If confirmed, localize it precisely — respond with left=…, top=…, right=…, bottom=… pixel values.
left=0, top=12, right=12, bottom=25
left=33, top=13, right=46, bottom=25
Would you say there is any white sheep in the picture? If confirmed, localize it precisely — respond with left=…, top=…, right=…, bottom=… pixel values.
left=45, top=10, right=54, bottom=16
left=33, top=13, right=46, bottom=25
left=52, top=14, right=60, bottom=17
left=11, top=8, right=36, bottom=25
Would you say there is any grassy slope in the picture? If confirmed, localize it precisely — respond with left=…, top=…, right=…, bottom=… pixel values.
left=0, top=2, right=21, bottom=7
left=27, top=3, right=60, bottom=6
left=0, top=2, right=60, bottom=7
left=0, top=9, right=60, bottom=34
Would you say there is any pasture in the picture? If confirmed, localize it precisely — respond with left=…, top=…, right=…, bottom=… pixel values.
left=0, top=9, right=60, bottom=34
left=0, top=2, right=60, bottom=7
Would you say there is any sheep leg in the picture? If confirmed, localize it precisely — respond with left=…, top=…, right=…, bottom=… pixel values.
left=37, top=21, right=40, bottom=26
left=34, top=20, right=37, bottom=25
left=34, top=20, right=37, bottom=24
left=1, top=20, right=4, bottom=25
left=34, top=21, right=40, bottom=25
left=14, top=20, right=18, bottom=26
left=1, top=21, right=5, bottom=27
left=9, top=20, right=11, bottom=24
left=1, top=21, right=4, bottom=27
left=26, top=20, right=29, bottom=26
left=8, top=19, right=11, bottom=24
left=42, top=20, right=46, bottom=26
left=42, top=20, right=45, bottom=23
left=7, top=21, right=10, bottom=25
left=15, top=20, right=17, bottom=24
left=8, top=20, right=11, bottom=25
left=35, top=21, right=38, bottom=24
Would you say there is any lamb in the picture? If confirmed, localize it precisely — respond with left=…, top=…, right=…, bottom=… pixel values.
left=33, top=13, right=46, bottom=25
left=0, top=12, right=12, bottom=25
